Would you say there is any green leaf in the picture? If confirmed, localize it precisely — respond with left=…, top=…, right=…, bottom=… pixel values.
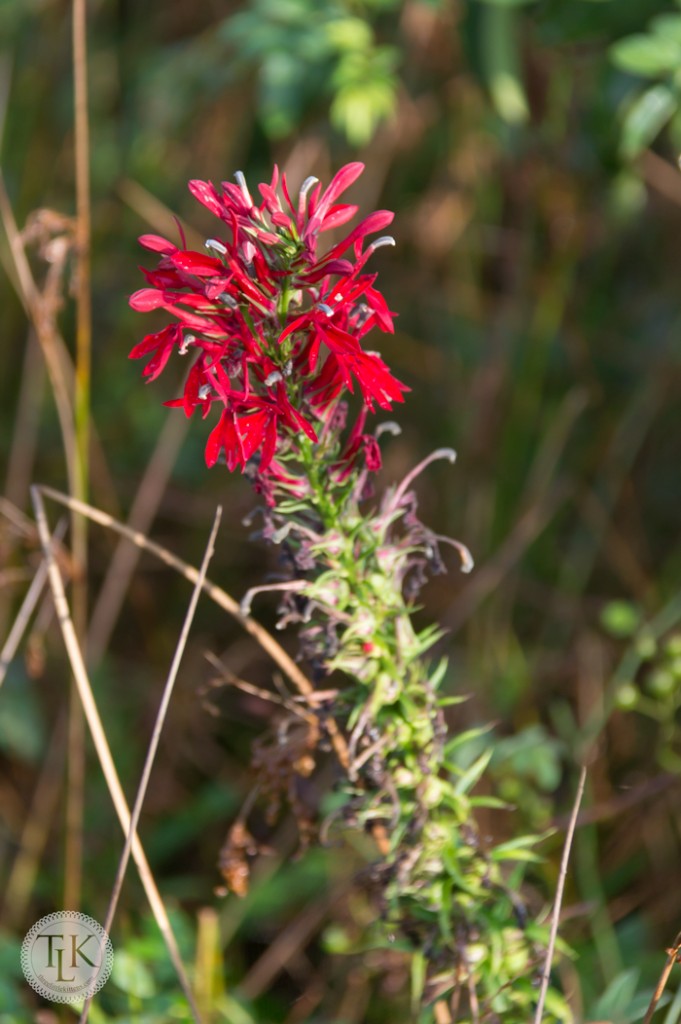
left=470, top=795, right=513, bottom=810
left=491, top=847, right=543, bottom=863
left=325, top=17, right=374, bottom=52
left=600, top=599, right=643, bottom=637
left=587, top=967, right=640, bottom=1023
left=610, top=34, right=681, bottom=77
left=490, top=830, right=551, bottom=862
left=651, top=14, right=681, bottom=47
left=620, top=84, right=677, bottom=158
left=111, top=948, right=156, bottom=998
left=410, top=951, right=427, bottom=1014
left=0, top=670, right=45, bottom=762
left=445, top=723, right=494, bottom=759
left=481, top=6, right=529, bottom=124
left=437, top=695, right=469, bottom=707
left=453, top=747, right=493, bottom=794
left=428, top=657, right=450, bottom=690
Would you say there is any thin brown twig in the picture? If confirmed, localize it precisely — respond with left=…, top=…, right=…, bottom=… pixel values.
left=0, top=519, right=68, bottom=688
left=533, top=764, right=587, bottom=1024
left=79, top=508, right=222, bottom=1024
left=0, top=171, right=77, bottom=486
left=642, top=931, right=681, bottom=1024
left=30, top=484, right=203, bottom=1024
left=66, top=0, right=93, bottom=915
left=37, top=484, right=352, bottom=771
left=0, top=496, right=36, bottom=537
left=87, top=411, right=189, bottom=663
left=204, top=651, right=316, bottom=722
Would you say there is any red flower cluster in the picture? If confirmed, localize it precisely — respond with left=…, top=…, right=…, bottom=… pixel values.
left=129, top=163, right=408, bottom=473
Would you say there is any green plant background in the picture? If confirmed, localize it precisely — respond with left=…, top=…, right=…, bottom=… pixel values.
left=2, top=0, right=681, bottom=1020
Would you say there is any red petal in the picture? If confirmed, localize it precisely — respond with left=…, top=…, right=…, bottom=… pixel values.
left=172, top=251, right=225, bottom=276
left=318, top=203, right=358, bottom=232
left=139, top=234, right=177, bottom=254
left=312, top=163, right=364, bottom=223
left=205, top=412, right=227, bottom=467
left=260, top=414, right=278, bottom=471
left=129, top=288, right=166, bottom=311
left=321, top=210, right=394, bottom=263
left=237, top=409, right=268, bottom=462
left=189, top=179, right=224, bottom=218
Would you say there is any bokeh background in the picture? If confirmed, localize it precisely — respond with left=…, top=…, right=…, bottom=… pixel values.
left=2, top=0, right=681, bottom=1020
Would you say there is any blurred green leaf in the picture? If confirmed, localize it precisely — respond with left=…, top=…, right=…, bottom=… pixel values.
left=610, top=34, right=681, bottom=77
left=325, top=16, right=373, bottom=50
left=586, top=967, right=661, bottom=1024
left=489, top=831, right=548, bottom=862
left=0, top=671, right=45, bottom=762
left=330, top=49, right=398, bottom=144
left=600, top=600, right=643, bottom=637
left=620, top=83, right=677, bottom=158
left=481, top=6, right=529, bottom=124
left=491, top=724, right=563, bottom=792
left=410, top=950, right=427, bottom=1014
left=453, top=747, right=493, bottom=794
left=111, top=949, right=156, bottom=998
left=651, top=13, right=681, bottom=46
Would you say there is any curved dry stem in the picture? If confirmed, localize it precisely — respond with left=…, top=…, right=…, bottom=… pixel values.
left=533, top=764, right=587, bottom=1024
left=30, top=485, right=203, bottom=1024
left=79, top=508, right=222, bottom=1024
left=37, top=484, right=351, bottom=771
left=87, top=411, right=189, bottom=663
left=0, top=171, right=77, bottom=487
left=0, top=517, right=68, bottom=688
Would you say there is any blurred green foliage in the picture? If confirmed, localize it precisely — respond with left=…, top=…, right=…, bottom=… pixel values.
left=2, top=0, right=681, bottom=1020
left=221, top=0, right=402, bottom=143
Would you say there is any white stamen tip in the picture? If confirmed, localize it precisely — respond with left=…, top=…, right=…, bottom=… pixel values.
left=460, top=552, right=475, bottom=574
left=265, top=371, right=284, bottom=386
left=179, top=333, right=196, bottom=355
left=234, top=170, right=253, bottom=205
left=205, top=238, right=227, bottom=255
left=300, top=176, right=319, bottom=200
left=370, top=236, right=396, bottom=251
left=318, top=303, right=334, bottom=317
left=376, top=421, right=401, bottom=438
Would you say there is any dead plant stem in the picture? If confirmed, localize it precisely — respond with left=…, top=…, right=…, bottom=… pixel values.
left=65, top=0, right=93, bottom=914
left=38, top=485, right=352, bottom=771
left=31, top=485, right=203, bottom=1024
left=79, top=508, right=222, bottom=1024
left=533, top=764, right=587, bottom=1024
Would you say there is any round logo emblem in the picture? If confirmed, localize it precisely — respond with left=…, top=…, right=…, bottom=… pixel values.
left=21, top=911, right=114, bottom=1004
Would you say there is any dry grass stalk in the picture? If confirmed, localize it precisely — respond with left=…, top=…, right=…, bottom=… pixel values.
left=79, top=508, right=222, bottom=1024
left=642, top=930, right=681, bottom=1024
left=66, top=0, right=94, bottom=913
left=38, top=484, right=352, bottom=771
left=31, top=484, right=203, bottom=1024
left=534, top=764, right=587, bottom=1024
left=87, top=411, right=189, bottom=663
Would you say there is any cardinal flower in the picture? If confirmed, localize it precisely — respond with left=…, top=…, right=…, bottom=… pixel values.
left=130, top=164, right=408, bottom=475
